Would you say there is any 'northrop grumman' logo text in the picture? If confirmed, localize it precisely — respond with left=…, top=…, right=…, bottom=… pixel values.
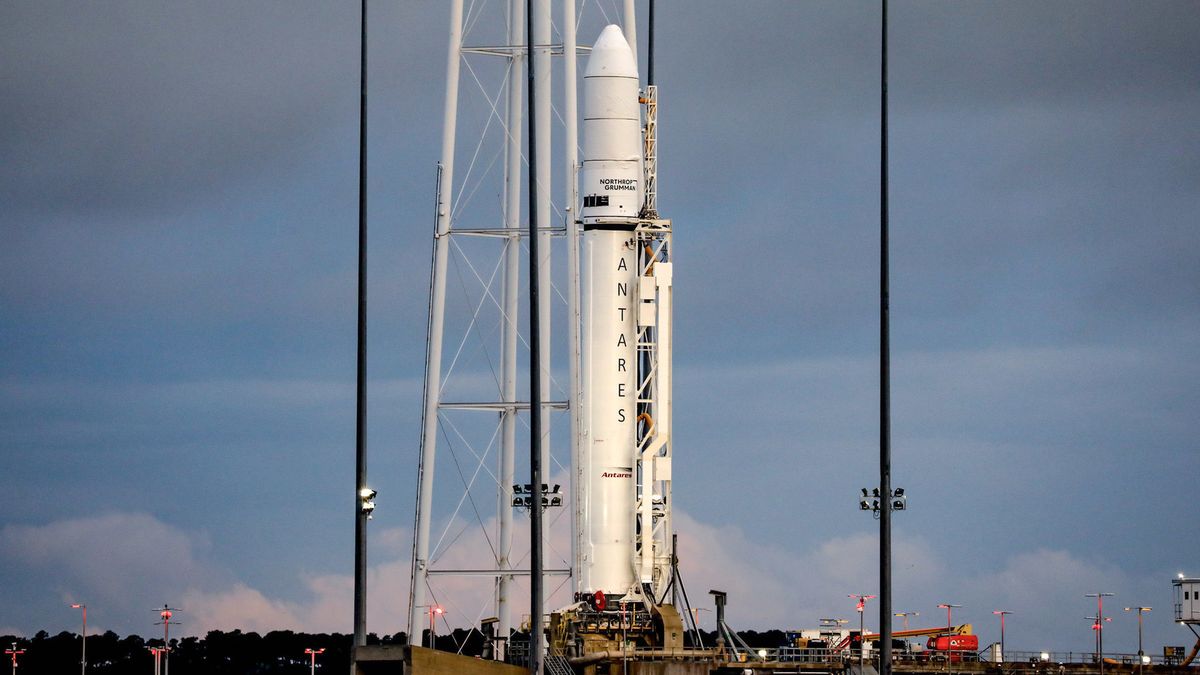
left=599, top=178, right=637, bottom=191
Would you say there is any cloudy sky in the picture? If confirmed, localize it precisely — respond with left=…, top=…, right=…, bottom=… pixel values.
left=2, top=0, right=1198, bottom=657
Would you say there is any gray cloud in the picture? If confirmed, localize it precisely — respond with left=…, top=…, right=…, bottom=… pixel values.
left=0, top=1, right=358, bottom=216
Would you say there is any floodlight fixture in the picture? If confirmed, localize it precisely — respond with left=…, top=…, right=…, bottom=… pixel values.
left=359, top=488, right=377, bottom=519
left=858, top=487, right=906, bottom=515
left=937, top=603, right=962, bottom=628
left=303, top=648, right=325, bottom=675
left=1125, top=606, right=1152, bottom=674
left=894, top=611, right=919, bottom=631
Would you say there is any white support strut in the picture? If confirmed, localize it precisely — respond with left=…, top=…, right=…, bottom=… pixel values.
left=409, top=0, right=464, bottom=638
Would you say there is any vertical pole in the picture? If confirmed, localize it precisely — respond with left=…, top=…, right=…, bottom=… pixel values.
left=409, top=0, right=463, bottom=637
left=72, top=604, right=87, bottom=675
left=1132, top=610, right=1142, bottom=658
left=526, top=0, right=543, bottom=671
left=498, top=0, right=525, bottom=656
left=1138, top=612, right=1143, bottom=657
left=622, top=0, right=638, bottom=74
left=1137, top=610, right=1144, bottom=675
left=859, top=603, right=866, bottom=671
left=878, top=2, right=893, bottom=674
left=80, top=600, right=86, bottom=672
left=1088, top=593, right=1113, bottom=675
left=646, top=0, right=655, bottom=87
left=163, top=615, right=169, bottom=675
left=353, top=0, right=370, bottom=651
left=562, top=0, right=581, bottom=603
left=534, top=0, right=552, bottom=477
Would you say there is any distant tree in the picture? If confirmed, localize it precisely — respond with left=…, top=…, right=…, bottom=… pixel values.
left=0, top=627, right=359, bottom=675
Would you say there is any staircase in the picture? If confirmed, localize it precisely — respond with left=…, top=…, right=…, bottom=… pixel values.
left=544, top=653, right=575, bottom=675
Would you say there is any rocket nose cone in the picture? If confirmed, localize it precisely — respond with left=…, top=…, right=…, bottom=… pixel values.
left=584, top=24, right=638, bottom=79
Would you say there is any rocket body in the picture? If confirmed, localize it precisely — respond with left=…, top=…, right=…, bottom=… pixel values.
left=578, top=24, right=642, bottom=599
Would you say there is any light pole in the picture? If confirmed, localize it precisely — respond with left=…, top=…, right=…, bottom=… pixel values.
left=304, top=648, right=325, bottom=675
left=1124, top=607, right=1151, bottom=675
left=71, top=603, right=87, bottom=675
left=937, top=603, right=961, bottom=631
left=894, top=611, right=919, bottom=631
left=147, top=647, right=161, bottom=675
left=153, top=605, right=180, bottom=675
left=5, top=643, right=24, bottom=675
left=1086, top=593, right=1114, bottom=675
left=1087, top=615, right=1112, bottom=671
left=850, top=594, right=877, bottom=670
left=992, top=611, right=1012, bottom=663
left=429, top=605, right=444, bottom=649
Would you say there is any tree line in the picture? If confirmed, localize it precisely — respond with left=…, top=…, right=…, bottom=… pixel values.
left=1, top=629, right=398, bottom=675
left=0, top=627, right=796, bottom=675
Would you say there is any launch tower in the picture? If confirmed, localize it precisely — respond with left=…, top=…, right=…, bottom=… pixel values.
left=408, top=0, right=681, bottom=664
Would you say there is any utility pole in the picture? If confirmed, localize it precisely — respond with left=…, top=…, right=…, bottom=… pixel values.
left=1086, top=593, right=1114, bottom=675
left=878, top=1, right=894, bottom=672
left=5, top=643, right=24, bottom=675
left=305, top=648, right=325, bottom=675
left=1124, top=606, right=1151, bottom=675
left=153, top=605, right=180, bottom=675
left=352, top=0, right=371, bottom=653
left=525, top=0, right=544, bottom=671
left=850, top=594, right=877, bottom=671
left=992, top=611, right=1012, bottom=663
left=147, top=647, right=161, bottom=675
left=71, top=603, right=87, bottom=675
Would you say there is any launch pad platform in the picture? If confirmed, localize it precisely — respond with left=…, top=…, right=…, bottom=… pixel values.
left=353, top=645, right=1200, bottom=675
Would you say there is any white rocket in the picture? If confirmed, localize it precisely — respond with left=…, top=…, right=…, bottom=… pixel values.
left=577, top=24, right=673, bottom=607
